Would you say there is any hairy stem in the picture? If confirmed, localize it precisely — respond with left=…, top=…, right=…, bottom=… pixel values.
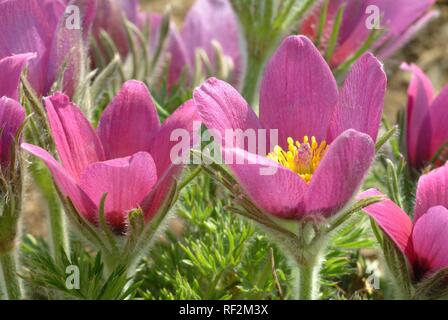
left=31, top=164, right=68, bottom=263
left=0, top=250, right=22, bottom=300
left=295, top=260, right=320, bottom=300
left=241, top=53, right=265, bottom=106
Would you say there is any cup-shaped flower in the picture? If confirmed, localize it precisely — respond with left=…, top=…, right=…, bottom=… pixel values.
left=300, top=0, right=437, bottom=68
left=164, top=0, right=244, bottom=89
left=402, top=64, right=448, bottom=171
left=0, top=0, right=97, bottom=97
left=194, top=35, right=386, bottom=220
left=22, top=80, right=198, bottom=235
left=361, top=163, right=448, bottom=281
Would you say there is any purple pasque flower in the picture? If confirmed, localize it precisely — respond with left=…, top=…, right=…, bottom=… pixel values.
left=194, top=35, right=386, bottom=220
left=362, top=163, right=448, bottom=279
left=0, top=0, right=97, bottom=97
left=402, top=63, right=448, bottom=170
left=300, top=0, right=437, bottom=67
left=22, top=80, right=198, bottom=234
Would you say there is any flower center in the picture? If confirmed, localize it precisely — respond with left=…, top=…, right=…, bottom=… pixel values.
left=267, top=136, right=329, bottom=183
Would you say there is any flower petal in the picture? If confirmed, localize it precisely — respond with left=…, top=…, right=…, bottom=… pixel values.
left=92, top=0, right=139, bottom=57
left=97, top=80, right=161, bottom=159
left=304, top=129, right=375, bottom=217
left=223, top=147, right=308, bottom=219
left=21, top=143, right=97, bottom=222
left=79, top=152, right=157, bottom=233
left=378, top=10, right=438, bottom=60
left=145, top=99, right=199, bottom=219
left=359, top=188, right=414, bottom=260
left=260, top=36, right=338, bottom=145
left=426, top=85, right=448, bottom=163
left=0, top=53, right=35, bottom=101
left=194, top=77, right=264, bottom=150
left=0, top=97, right=25, bottom=165
left=47, top=0, right=95, bottom=97
left=414, top=164, right=448, bottom=221
left=0, top=0, right=55, bottom=95
left=412, top=206, right=448, bottom=277
left=401, top=63, right=434, bottom=168
left=181, top=0, right=244, bottom=86
left=328, top=53, right=386, bottom=142
left=45, top=92, right=105, bottom=180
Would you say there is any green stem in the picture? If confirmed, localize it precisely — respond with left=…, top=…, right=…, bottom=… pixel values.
left=47, top=189, right=68, bottom=264
left=31, top=164, right=68, bottom=264
left=241, top=53, right=265, bottom=106
left=0, top=251, right=22, bottom=300
left=295, top=259, right=320, bottom=300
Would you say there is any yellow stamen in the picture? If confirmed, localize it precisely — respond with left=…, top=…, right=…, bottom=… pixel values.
left=267, top=136, right=329, bottom=183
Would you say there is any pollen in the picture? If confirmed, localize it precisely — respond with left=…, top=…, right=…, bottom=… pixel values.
left=267, top=136, right=329, bottom=183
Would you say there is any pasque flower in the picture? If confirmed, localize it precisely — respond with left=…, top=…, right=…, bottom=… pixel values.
left=165, top=0, right=244, bottom=89
left=362, top=163, right=448, bottom=280
left=0, top=52, right=30, bottom=169
left=194, top=35, right=386, bottom=220
left=0, top=0, right=97, bottom=97
left=91, top=0, right=139, bottom=58
left=0, top=97, right=25, bottom=174
left=22, top=80, right=198, bottom=235
left=300, top=0, right=437, bottom=67
left=402, top=64, right=448, bottom=170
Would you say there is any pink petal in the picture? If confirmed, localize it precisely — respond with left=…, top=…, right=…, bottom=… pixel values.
left=328, top=53, right=386, bottom=142
left=21, top=143, right=97, bottom=223
left=331, top=0, right=436, bottom=66
left=167, top=25, right=192, bottom=89
left=414, top=164, right=448, bottom=222
left=92, top=0, right=139, bottom=57
left=378, top=11, right=438, bottom=60
left=0, top=97, right=25, bottom=165
left=372, top=0, right=436, bottom=49
left=223, top=147, right=308, bottom=219
left=181, top=0, right=244, bottom=87
left=304, top=129, right=375, bottom=217
left=260, top=36, right=338, bottom=146
left=0, top=0, right=55, bottom=95
left=145, top=99, right=199, bottom=219
left=401, top=63, right=434, bottom=168
left=412, top=206, right=448, bottom=277
left=0, top=53, right=35, bottom=101
left=427, top=85, right=448, bottom=164
left=359, top=188, right=414, bottom=260
left=47, top=0, right=92, bottom=97
left=79, top=152, right=157, bottom=234
left=45, top=92, right=105, bottom=181
left=194, top=78, right=264, bottom=150
left=97, top=80, right=160, bottom=159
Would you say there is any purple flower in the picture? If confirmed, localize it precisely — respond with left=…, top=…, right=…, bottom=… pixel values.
left=195, top=35, right=386, bottom=220
left=22, top=80, right=198, bottom=234
left=362, top=163, right=448, bottom=279
left=0, top=0, right=97, bottom=97
left=165, top=0, right=244, bottom=89
left=402, top=63, right=448, bottom=170
left=300, top=0, right=437, bottom=67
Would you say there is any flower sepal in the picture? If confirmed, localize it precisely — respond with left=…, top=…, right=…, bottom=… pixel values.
left=412, top=268, right=448, bottom=300
left=0, top=118, right=26, bottom=253
left=56, top=175, right=181, bottom=275
left=369, top=214, right=414, bottom=299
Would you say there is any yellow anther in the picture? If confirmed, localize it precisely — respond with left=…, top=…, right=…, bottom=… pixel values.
left=267, top=136, right=329, bottom=183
